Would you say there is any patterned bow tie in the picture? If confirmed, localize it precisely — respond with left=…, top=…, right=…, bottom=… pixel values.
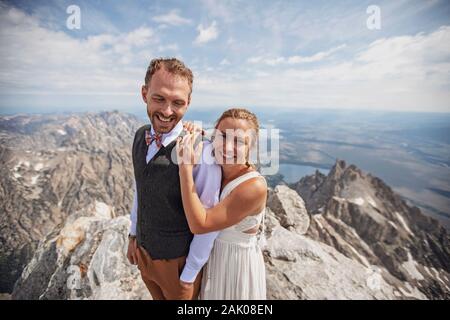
left=145, top=129, right=162, bottom=148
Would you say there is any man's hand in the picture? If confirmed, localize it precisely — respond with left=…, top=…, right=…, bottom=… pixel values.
left=179, top=279, right=194, bottom=290
left=127, top=236, right=138, bottom=265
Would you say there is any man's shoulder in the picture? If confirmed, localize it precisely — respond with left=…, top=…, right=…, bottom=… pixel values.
left=136, top=123, right=151, bottom=133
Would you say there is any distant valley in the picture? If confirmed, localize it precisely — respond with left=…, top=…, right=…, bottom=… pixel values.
left=181, top=108, right=450, bottom=230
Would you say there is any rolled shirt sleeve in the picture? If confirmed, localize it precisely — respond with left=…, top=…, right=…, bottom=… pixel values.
left=129, top=180, right=138, bottom=236
left=180, top=141, right=222, bottom=283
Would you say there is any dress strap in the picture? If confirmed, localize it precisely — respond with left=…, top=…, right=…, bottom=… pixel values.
left=220, top=171, right=262, bottom=200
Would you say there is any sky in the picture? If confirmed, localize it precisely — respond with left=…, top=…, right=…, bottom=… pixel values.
left=0, top=0, right=449, bottom=114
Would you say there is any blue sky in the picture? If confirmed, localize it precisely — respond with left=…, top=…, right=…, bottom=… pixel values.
left=0, top=0, right=449, bottom=114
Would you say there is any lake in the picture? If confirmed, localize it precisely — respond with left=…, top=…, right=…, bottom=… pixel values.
left=277, top=163, right=329, bottom=184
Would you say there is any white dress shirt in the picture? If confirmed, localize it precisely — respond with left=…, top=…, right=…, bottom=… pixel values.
left=129, top=120, right=221, bottom=283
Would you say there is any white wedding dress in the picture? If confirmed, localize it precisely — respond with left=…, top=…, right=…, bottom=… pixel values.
left=200, top=171, right=267, bottom=300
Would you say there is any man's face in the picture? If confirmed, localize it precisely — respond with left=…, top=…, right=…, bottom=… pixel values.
left=141, top=68, right=191, bottom=134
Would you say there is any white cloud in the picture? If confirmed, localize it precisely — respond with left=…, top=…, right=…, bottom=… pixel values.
left=0, top=5, right=156, bottom=98
left=157, top=43, right=179, bottom=52
left=287, top=45, right=347, bottom=64
left=0, top=3, right=449, bottom=113
left=196, top=27, right=450, bottom=112
left=194, top=21, right=219, bottom=45
left=152, top=9, right=192, bottom=26
left=199, top=0, right=234, bottom=24
left=247, top=56, right=263, bottom=64
left=247, top=44, right=346, bottom=66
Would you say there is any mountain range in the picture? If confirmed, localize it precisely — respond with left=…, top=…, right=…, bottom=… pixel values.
left=0, top=111, right=448, bottom=299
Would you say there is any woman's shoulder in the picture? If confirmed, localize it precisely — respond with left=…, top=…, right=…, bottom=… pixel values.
left=224, top=173, right=267, bottom=214
left=233, top=172, right=267, bottom=200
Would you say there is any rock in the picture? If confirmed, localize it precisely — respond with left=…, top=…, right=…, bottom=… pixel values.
left=13, top=201, right=407, bottom=300
left=12, top=205, right=151, bottom=300
left=264, top=209, right=404, bottom=299
left=264, top=212, right=395, bottom=300
left=3, top=112, right=449, bottom=300
left=0, top=111, right=143, bottom=292
left=267, top=185, right=310, bottom=234
left=292, top=159, right=450, bottom=299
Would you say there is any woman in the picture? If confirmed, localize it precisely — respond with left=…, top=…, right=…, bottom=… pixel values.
left=177, top=108, right=267, bottom=300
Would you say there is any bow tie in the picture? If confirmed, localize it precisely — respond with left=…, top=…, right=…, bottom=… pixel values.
left=145, top=129, right=162, bottom=148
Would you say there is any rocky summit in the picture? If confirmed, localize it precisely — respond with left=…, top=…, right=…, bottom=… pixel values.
left=1, top=112, right=449, bottom=299
left=0, top=111, right=143, bottom=292
left=292, top=160, right=450, bottom=299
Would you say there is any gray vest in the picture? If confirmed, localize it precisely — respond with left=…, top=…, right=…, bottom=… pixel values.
left=132, top=124, right=193, bottom=259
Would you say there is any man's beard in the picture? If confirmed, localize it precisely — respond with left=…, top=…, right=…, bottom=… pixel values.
left=148, top=110, right=179, bottom=134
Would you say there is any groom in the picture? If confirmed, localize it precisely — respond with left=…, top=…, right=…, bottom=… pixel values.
left=126, top=58, right=221, bottom=299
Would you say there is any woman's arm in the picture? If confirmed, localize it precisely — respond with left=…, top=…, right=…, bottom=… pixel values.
left=176, top=131, right=266, bottom=234
left=179, top=166, right=267, bottom=234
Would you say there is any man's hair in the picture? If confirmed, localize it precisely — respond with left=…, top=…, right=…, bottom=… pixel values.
left=144, top=57, right=194, bottom=95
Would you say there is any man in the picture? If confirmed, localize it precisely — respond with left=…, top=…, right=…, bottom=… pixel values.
left=126, top=58, right=221, bottom=300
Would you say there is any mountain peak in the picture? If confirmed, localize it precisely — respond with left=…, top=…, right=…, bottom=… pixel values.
left=1, top=111, right=449, bottom=300
left=0, top=112, right=143, bottom=293
left=292, top=161, right=450, bottom=299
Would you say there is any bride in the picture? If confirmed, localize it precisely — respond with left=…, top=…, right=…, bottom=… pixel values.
left=177, top=108, right=267, bottom=300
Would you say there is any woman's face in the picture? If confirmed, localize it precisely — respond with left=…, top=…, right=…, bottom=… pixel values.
left=212, top=117, right=255, bottom=166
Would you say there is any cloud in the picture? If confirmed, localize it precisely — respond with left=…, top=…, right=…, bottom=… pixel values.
left=351, top=25, right=450, bottom=85
left=0, top=2, right=449, bottom=113
left=0, top=4, right=156, bottom=99
left=247, top=44, right=347, bottom=66
left=287, top=45, right=347, bottom=64
left=196, top=26, right=450, bottom=112
left=152, top=9, right=192, bottom=26
left=199, top=0, right=234, bottom=24
left=157, top=43, right=179, bottom=52
left=194, top=21, right=219, bottom=45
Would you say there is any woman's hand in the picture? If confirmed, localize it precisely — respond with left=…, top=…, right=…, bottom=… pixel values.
left=176, top=130, right=203, bottom=172
left=183, top=121, right=205, bottom=135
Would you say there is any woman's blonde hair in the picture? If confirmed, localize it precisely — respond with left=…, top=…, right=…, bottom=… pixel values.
left=214, top=108, right=260, bottom=168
